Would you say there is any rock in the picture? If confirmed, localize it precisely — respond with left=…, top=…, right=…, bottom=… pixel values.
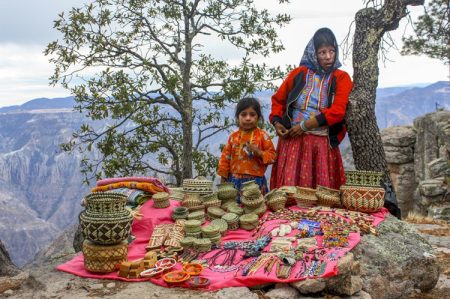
left=0, top=271, right=30, bottom=293
left=106, top=282, right=115, bottom=289
left=381, top=126, right=416, bottom=147
left=337, top=252, right=354, bottom=274
left=350, top=290, right=372, bottom=299
left=89, top=283, right=103, bottom=290
left=353, top=216, right=440, bottom=298
left=3, top=289, right=14, bottom=297
left=384, top=145, right=414, bottom=164
left=290, top=278, right=326, bottom=294
left=428, top=158, right=449, bottom=178
left=265, top=285, right=299, bottom=299
left=0, top=241, right=20, bottom=277
left=214, top=287, right=258, bottom=299
left=419, top=178, right=446, bottom=197
left=428, top=204, right=450, bottom=221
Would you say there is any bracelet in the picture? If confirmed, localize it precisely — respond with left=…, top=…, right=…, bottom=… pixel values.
left=300, top=120, right=308, bottom=131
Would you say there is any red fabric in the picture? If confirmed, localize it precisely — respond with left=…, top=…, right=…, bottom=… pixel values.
left=271, top=134, right=345, bottom=190
left=57, top=200, right=388, bottom=290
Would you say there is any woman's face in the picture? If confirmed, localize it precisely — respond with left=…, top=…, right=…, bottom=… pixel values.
left=238, top=106, right=259, bottom=131
left=316, top=45, right=336, bottom=71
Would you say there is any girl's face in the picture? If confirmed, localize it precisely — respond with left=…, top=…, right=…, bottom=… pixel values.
left=238, top=106, right=259, bottom=131
left=316, top=45, right=336, bottom=71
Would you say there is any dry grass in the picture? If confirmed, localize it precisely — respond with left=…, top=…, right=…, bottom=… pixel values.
left=404, top=212, right=448, bottom=225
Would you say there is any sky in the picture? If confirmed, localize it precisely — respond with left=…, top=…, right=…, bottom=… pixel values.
left=0, top=0, right=448, bottom=108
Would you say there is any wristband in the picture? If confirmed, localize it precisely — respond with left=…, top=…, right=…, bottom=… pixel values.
left=300, top=120, right=308, bottom=131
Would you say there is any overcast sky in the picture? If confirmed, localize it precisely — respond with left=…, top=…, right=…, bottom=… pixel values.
left=0, top=0, right=448, bottom=108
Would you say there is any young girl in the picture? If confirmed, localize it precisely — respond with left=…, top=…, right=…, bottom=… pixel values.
left=217, top=97, right=277, bottom=196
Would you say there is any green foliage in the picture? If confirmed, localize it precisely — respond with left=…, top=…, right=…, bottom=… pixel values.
left=401, top=0, right=449, bottom=63
left=46, top=0, right=291, bottom=185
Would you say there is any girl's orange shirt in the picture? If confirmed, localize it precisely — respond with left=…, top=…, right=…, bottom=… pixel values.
left=217, top=127, right=276, bottom=178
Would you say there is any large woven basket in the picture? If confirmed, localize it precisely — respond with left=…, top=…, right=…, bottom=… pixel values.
left=316, top=186, right=341, bottom=208
left=345, top=170, right=383, bottom=187
left=84, top=192, right=128, bottom=214
left=79, top=210, right=133, bottom=245
left=340, top=185, right=385, bottom=213
left=82, top=240, right=128, bottom=273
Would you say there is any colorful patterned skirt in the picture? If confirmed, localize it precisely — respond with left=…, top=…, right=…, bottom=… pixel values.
left=270, top=134, right=345, bottom=189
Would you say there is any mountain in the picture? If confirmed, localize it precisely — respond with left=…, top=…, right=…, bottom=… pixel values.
left=0, top=81, right=448, bottom=267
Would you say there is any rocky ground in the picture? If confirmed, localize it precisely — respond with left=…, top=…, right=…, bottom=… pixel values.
left=1, top=217, right=448, bottom=299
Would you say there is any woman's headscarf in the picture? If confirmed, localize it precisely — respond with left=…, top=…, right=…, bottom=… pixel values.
left=299, top=27, right=342, bottom=74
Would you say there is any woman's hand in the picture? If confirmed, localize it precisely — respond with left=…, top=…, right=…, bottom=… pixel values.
left=246, top=143, right=262, bottom=157
left=274, top=122, right=289, bottom=138
left=289, top=124, right=304, bottom=137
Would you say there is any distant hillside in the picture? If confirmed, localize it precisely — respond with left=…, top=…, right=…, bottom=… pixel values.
left=0, top=96, right=75, bottom=113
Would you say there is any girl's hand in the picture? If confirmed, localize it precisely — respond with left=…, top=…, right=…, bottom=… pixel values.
left=289, top=124, right=304, bottom=137
left=274, top=122, right=289, bottom=138
left=246, top=143, right=262, bottom=157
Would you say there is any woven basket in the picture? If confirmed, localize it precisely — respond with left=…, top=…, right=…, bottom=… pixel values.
left=227, top=205, right=244, bottom=216
left=207, top=207, right=226, bottom=219
left=182, top=197, right=202, bottom=208
left=187, top=204, right=205, bottom=212
left=239, top=213, right=259, bottom=231
left=153, top=199, right=170, bottom=209
left=241, top=195, right=264, bottom=208
left=217, top=183, right=238, bottom=201
left=244, top=203, right=267, bottom=217
left=316, top=186, right=341, bottom=208
left=184, top=193, right=202, bottom=202
left=345, top=170, right=383, bottom=187
left=203, top=199, right=222, bottom=209
left=222, top=213, right=239, bottom=231
left=82, top=240, right=128, bottom=273
left=340, top=185, right=385, bottom=213
left=79, top=210, right=133, bottom=245
left=84, top=192, right=128, bottom=214
left=221, top=199, right=237, bottom=210
left=200, top=193, right=218, bottom=202
left=267, top=196, right=287, bottom=211
left=294, top=187, right=318, bottom=207
left=210, top=218, right=228, bottom=235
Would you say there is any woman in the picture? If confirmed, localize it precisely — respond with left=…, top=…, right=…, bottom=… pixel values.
left=269, top=27, right=352, bottom=190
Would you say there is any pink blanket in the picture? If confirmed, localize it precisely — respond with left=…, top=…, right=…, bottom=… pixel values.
left=57, top=200, right=388, bottom=290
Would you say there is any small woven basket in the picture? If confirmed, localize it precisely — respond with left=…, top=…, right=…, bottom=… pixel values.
left=316, top=186, right=341, bottom=208
left=203, top=199, right=222, bottom=209
left=340, top=185, right=385, bottom=213
left=153, top=199, right=170, bottom=209
left=217, top=183, right=238, bottom=201
left=243, top=203, right=267, bottom=217
left=241, top=195, right=264, bottom=208
left=294, top=187, right=317, bottom=207
left=239, top=213, right=259, bottom=231
left=210, top=218, right=228, bottom=235
left=182, top=197, right=202, bottom=208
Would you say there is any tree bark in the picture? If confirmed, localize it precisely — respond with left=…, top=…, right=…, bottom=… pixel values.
left=347, top=0, right=424, bottom=217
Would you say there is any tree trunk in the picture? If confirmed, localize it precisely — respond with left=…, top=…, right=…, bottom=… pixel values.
left=347, top=0, right=424, bottom=218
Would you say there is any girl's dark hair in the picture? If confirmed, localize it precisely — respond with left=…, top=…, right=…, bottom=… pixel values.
left=313, top=27, right=337, bottom=51
left=235, top=97, right=263, bottom=121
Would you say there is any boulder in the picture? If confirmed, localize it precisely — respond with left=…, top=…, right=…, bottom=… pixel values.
left=428, top=157, right=448, bottom=179
left=428, top=204, right=450, bottom=221
left=381, top=126, right=415, bottom=147
left=353, top=215, right=440, bottom=298
left=0, top=241, right=19, bottom=277
left=384, top=145, right=414, bottom=164
left=419, top=178, right=446, bottom=197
